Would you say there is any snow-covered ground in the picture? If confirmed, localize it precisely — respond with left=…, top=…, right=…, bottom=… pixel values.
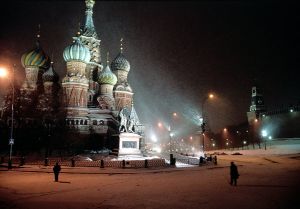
left=0, top=140, right=299, bottom=209
left=207, top=138, right=300, bottom=156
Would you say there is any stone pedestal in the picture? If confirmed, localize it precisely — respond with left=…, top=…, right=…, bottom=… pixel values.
left=118, top=132, right=142, bottom=156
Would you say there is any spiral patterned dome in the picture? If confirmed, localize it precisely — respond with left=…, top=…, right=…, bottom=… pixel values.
left=111, top=52, right=130, bottom=72
left=43, top=62, right=59, bottom=82
left=63, top=38, right=91, bottom=63
left=21, top=41, right=50, bottom=69
left=98, top=65, right=117, bottom=85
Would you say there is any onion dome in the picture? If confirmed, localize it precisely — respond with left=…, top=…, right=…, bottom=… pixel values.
left=43, top=62, right=59, bottom=82
left=111, top=52, right=130, bottom=72
left=21, top=41, right=50, bottom=69
left=98, top=65, right=117, bottom=85
left=63, top=38, right=91, bottom=63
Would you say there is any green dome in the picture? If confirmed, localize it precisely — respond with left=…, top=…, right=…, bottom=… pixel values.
left=21, top=41, right=50, bottom=69
left=63, top=38, right=91, bottom=63
left=98, top=65, right=117, bottom=85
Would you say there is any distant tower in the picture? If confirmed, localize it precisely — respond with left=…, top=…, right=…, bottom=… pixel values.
left=97, top=52, right=117, bottom=110
left=78, top=0, right=102, bottom=107
left=111, top=38, right=133, bottom=111
left=62, top=37, right=90, bottom=116
left=247, top=83, right=266, bottom=124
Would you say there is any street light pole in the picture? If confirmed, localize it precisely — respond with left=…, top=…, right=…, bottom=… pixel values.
left=169, top=112, right=177, bottom=165
left=200, top=93, right=214, bottom=154
left=8, top=65, right=16, bottom=169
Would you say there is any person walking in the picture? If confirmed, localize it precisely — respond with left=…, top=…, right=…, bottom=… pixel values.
left=230, top=161, right=239, bottom=186
left=213, top=155, right=217, bottom=165
left=53, top=162, right=61, bottom=182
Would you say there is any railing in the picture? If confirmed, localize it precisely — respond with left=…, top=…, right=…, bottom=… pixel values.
left=0, top=156, right=167, bottom=168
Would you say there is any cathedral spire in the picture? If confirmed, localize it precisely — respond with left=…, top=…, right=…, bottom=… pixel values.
left=77, top=22, right=81, bottom=36
left=106, top=51, right=110, bottom=65
left=36, top=24, right=41, bottom=48
left=120, top=38, right=124, bottom=53
left=82, top=0, right=97, bottom=38
left=37, top=24, right=41, bottom=39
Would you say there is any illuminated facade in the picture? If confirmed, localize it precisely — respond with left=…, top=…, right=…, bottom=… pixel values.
left=1, top=0, right=143, bottom=153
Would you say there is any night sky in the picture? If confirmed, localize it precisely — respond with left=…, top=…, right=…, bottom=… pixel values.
left=0, top=0, right=299, bottom=137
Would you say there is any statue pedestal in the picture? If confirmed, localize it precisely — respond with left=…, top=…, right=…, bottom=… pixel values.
left=118, top=132, right=142, bottom=156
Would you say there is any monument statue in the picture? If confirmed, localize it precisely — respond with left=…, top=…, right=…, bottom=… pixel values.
left=119, top=108, right=128, bottom=132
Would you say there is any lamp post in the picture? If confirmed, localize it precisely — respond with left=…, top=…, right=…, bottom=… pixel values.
left=0, top=65, right=16, bottom=169
left=159, top=112, right=177, bottom=164
left=168, top=124, right=172, bottom=159
left=169, top=112, right=178, bottom=164
left=200, top=93, right=214, bottom=153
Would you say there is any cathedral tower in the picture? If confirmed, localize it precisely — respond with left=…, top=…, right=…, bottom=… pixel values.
left=36, top=61, right=60, bottom=115
left=19, top=28, right=50, bottom=115
left=79, top=0, right=102, bottom=107
left=21, top=30, right=50, bottom=92
left=111, top=38, right=133, bottom=111
left=62, top=37, right=90, bottom=116
left=97, top=52, right=117, bottom=110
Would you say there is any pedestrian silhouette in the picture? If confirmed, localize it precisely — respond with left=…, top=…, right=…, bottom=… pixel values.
left=213, top=155, right=217, bottom=165
left=53, top=162, right=61, bottom=182
left=230, top=162, right=239, bottom=186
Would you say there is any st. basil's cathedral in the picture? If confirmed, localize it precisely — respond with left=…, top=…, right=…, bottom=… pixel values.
left=1, top=0, right=143, bottom=154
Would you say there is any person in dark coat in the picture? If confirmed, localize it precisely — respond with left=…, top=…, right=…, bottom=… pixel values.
left=230, top=162, right=239, bottom=186
left=53, top=162, right=61, bottom=182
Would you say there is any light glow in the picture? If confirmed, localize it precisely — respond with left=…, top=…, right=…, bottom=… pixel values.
left=0, top=67, right=8, bottom=78
left=151, top=134, right=157, bottom=142
left=261, top=129, right=267, bottom=137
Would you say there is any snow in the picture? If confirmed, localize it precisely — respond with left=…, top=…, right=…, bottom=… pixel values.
left=0, top=140, right=299, bottom=209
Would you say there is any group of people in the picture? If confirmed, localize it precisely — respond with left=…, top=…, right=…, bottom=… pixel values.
left=52, top=161, right=240, bottom=185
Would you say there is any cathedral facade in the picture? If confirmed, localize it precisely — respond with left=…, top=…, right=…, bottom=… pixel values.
left=0, top=0, right=142, bottom=154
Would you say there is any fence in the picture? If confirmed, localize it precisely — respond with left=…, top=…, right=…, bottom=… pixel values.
left=0, top=156, right=167, bottom=168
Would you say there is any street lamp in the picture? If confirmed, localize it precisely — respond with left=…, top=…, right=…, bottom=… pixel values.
left=169, top=112, right=178, bottom=164
left=200, top=93, right=214, bottom=153
left=0, top=65, right=16, bottom=169
left=261, top=129, right=267, bottom=150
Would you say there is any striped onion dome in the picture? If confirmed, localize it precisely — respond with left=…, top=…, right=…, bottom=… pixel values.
left=98, top=65, right=117, bottom=85
left=43, top=62, right=59, bottom=82
left=63, top=38, right=91, bottom=63
left=21, top=41, right=50, bottom=69
left=111, top=52, right=130, bottom=72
